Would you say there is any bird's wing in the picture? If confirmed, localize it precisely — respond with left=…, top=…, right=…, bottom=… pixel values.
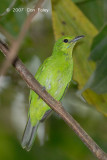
left=60, top=81, right=71, bottom=100
left=29, top=57, right=51, bottom=103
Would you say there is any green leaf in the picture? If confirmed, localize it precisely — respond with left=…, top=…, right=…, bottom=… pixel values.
left=72, top=0, right=89, bottom=3
left=51, top=0, right=107, bottom=115
left=77, top=0, right=107, bottom=30
left=85, top=25, right=107, bottom=94
left=88, top=54, right=107, bottom=94
left=89, top=25, right=107, bottom=61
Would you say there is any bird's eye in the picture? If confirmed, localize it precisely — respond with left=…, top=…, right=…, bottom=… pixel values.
left=63, top=39, right=68, bottom=43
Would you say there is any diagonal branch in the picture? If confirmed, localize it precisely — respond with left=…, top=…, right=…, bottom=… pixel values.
left=0, top=40, right=107, bottom=160
left=0, top=0, right=44, bottom=76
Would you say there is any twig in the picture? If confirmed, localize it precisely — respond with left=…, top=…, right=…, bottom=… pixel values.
left=0, top=0, right=17, bottom=16
left=0, top=41, right=107, bottom=160
left=0, top=0, right=44, bottom=76
left=0, top=25, right=14, bottom=43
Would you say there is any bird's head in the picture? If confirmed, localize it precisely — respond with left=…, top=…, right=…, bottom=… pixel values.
left=53, top=35, right=84, bottom=55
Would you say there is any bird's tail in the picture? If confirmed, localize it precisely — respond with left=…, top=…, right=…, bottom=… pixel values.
left=21, top=117, right=39, bottom=151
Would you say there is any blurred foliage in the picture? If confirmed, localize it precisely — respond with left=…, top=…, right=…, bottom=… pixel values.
left=76, top=0, right=107, bottom=30
left=85, top=25, right=107, bottom=94
left=90, top=25, right=107, bottom=61
left=0, top=0, right=26, bottom=36
left=0, top=0, right=107, bottom=160
left=51, top=0, right=107, bottom=115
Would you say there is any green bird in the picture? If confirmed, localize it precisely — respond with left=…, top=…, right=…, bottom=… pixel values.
left=21, top=35, right=84, bottom=151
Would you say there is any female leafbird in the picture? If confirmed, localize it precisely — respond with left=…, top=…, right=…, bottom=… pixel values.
left=21, top=35, right=84, bottom=151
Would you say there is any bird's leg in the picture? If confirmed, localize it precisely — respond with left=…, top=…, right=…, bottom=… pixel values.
left=42, top=86, right=46, bottom=91
left=38, top=86, right=46, bottom=100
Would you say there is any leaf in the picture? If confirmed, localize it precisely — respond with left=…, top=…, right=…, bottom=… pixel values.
left=77, top=0, right=107, bottom=30
left=72, top=0, right=89, bottom=3
left=88, top=54, right=107, bottom=94
left=89, top=25, right=107, bottom=61
left=84, top=25, right=107, bottom=94
left=51, top=0, right=107, bottom=115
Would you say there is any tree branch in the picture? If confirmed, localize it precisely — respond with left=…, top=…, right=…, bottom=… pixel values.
left=0, top=40, right=107, bottom=160
left=0, top=0, right=44, bottom=76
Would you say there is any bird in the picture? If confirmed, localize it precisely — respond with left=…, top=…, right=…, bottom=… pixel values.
left=21, top=35, right=84, bottom=151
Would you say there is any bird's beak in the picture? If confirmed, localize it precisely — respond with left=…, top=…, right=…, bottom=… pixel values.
left=70, top=35, right=85, bottom=43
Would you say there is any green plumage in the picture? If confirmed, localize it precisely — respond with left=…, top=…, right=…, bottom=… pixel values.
left=21, top=35, right=84, bottom=151
left=30, top=53, right=73, bottom=125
